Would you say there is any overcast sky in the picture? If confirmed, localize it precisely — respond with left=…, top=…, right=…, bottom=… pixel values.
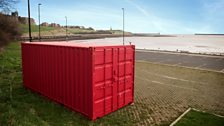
left=16, top=0, right=224, bottom=34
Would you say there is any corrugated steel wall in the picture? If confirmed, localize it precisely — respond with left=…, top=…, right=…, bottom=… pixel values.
left=22, top=43, right=93, bottom=117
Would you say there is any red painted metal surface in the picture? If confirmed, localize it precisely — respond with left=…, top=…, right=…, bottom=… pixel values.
left=21, top=42, right=135, bottom=120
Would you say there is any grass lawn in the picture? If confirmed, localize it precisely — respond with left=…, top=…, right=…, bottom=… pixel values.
left=68, top=28, right=95, bottom=34
left=20, top=24, right=126, bottom=36
left=20, top=24, right=56, bottom=34
left=174, top=109, right=224, bottom=126
left=20, top=24, right=95, bottom=36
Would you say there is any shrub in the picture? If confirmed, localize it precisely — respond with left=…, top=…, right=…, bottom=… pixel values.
left=0, top=13, right=21, bottom=47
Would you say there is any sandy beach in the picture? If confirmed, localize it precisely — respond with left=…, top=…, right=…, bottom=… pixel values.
left=72, top=35, right=224, bottom=55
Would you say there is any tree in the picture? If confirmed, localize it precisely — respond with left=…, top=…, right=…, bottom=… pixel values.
left=0, top=0, right=20, bottom=47
left=0, top=0, right=18, bottom=13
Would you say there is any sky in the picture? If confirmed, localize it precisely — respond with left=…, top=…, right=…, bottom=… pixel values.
left=15, top=0, right=224, bottom=34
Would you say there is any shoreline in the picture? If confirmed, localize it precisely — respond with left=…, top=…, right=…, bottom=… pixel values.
left=17, top=33, right=178, bottom=42
left=17, top=34, right=224, bottom=57
left=17, top=34, right=132, bottom=42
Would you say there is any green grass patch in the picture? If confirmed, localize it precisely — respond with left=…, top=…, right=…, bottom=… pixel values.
left=20, top=24, right=56, bottom=34
left=68, top=28, right=95, bottom=34
left=174, top=110, right=224, bottom=126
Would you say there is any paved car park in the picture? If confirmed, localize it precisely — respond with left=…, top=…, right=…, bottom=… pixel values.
left=126, top=51, right=224, bottom=125
left=136, top=50, right=224, bottom=72
left=130, top=61, right=224, bottom=125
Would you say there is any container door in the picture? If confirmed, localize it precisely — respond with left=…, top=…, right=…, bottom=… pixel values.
left=112, top=48, right=118, bottom=111
left=93, top=46, right=134, bottom=118
left=94, top=48, right=114, bottom=117
left=116, top=47, right=134, bottom=109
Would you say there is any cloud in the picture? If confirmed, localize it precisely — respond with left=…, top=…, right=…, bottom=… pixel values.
left=125, top=0, right=217, bottom=34
left=125, top=0, right=150, bottom=17
left=125, top=0, right=169, bottom=33
left=125, top=0, right=180, bottom=33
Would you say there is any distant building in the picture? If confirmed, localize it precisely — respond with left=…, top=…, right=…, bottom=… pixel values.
left=74, top=26, right=81, bottom=29
left=80, top=26, right=85, bottom=29
left=85, top=27, right=94, bottom=30
left=50, top=23, right=60, bottom=27
left=18, top=17, right=36, bottom=25
left=68, top=26, right=81, bottom=29
left=11, top=11, right=18, bottom=17
left=41, top=22, right=49, bottom=27
left=68, top=26, right=75, bottom=28
left=50, top=23, right=56, bottom=27
left=19, top=11, right=36, bottom=25
left=5, top=11, right=36, bottom=25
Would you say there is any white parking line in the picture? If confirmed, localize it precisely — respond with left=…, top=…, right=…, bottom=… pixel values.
left=152, top=61, right=163, bottom=64
left=220, top=69, right=224, bottom=73
left=192, top=108, right=224, bottom=118
left=170, top=108, right=224, bottom=126
left=195, top=63, right=207, bottom=68
left=173, top=63, right=182, bottom=66
left=137, top=68, right=207, bottom=85
left=170, top=108, right=192, bottom=126
left=136, top=76, right=198, bottom=91
left=216, top=58, right=223, bottom=61
left=136, top=49, right=224, bottom=58
left=151, top=80, right=163, bottom=84
left=137, top=60, right=224, bottom=74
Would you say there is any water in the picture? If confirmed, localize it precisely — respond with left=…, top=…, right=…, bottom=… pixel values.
left=71, top=35, right=224, bottom=55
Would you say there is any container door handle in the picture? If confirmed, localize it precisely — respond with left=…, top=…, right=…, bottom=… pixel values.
left=113, top=70, right=117, bottom=82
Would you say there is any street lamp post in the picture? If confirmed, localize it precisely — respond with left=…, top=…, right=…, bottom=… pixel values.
left=122, top=8, right=125, bottom=45
left=28, top=0, right=32, bottom=42
left=65, top=16, right=68, bottom=41
left=38, top=3, right=41, bottom=41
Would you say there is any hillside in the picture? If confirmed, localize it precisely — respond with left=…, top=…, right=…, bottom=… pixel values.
left=20, top=24, right=132, bottom=37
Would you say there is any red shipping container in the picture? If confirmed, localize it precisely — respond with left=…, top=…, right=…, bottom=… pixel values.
left=21, top=42, right=135, bottom=120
